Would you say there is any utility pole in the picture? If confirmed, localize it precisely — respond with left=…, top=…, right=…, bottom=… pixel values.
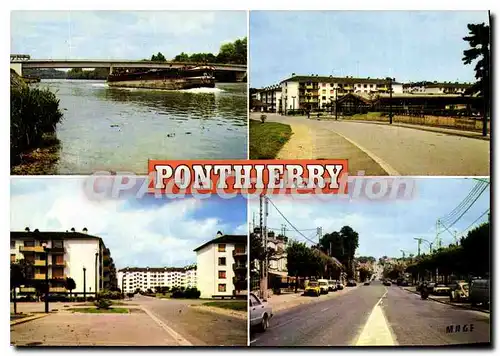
left=317, top=227, right=322, bottom=245
left=263, top=196, right=269, bottom=299
left=436, top=219, right=441, bottom=249
left=386, top=77, right=393, bottom=124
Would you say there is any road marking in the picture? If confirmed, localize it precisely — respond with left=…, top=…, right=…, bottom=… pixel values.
left=321, top=307, right=330, bottom=312
left=141, top=307, right=193, bottom=346
left=355, top=288, right=397, bottom=346
left=333, top=130, right=401, bottom=176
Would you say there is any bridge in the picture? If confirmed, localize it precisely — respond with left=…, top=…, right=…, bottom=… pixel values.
left=10, top=55, right=247, bottom=81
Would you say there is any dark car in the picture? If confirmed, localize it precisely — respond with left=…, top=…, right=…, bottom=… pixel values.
left=346, top=280, right=357, bottom=287
left=364, top=281, right=371, bottom=286
left=383, top=280, right=392, bottom=286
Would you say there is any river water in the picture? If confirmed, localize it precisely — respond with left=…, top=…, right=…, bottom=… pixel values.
left=37, top=80, right=247, bottom=174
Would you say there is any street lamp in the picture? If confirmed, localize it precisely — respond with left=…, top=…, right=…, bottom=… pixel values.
left=42, top=243, right=50, bottom=313
left=83, top=267, right=87, bottom=302
left=385, top=77, right=395, bottom=124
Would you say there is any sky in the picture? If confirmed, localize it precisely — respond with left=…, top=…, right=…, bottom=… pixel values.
left=10, top=11, right=247, bottom=60
left=250, top=11, right=490, bottom=88
left=10, top=177, right=247, bottom=269
left=249, top=178, right=490, bottom=259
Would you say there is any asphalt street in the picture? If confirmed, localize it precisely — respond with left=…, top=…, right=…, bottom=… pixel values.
left=131, top=295, right=247, bottom=346
left=251, top=281, right=490, bottom=347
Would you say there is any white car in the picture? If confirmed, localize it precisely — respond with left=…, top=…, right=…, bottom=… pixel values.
left=318, top=279, right=330, bottom=294
left=250, top=292, right=273, bottom=332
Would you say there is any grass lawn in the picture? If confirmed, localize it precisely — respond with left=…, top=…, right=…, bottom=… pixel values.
left=249, top=119, right=292, bottom=159
left=203, top=301, right=247, bottom=311
left=68, top=307, right=129, bottom=314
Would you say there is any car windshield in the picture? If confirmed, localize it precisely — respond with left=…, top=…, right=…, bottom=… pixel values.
left=308, top=281, right=318, bottom=287
left=319, top=281, right=327, bottom=286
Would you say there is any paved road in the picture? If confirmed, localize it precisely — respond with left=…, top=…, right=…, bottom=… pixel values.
left=131, top=295, right=247, bottom=346
left=257, top=114, right=490, bottom=176
left=251, top=281, right=490, bottom=347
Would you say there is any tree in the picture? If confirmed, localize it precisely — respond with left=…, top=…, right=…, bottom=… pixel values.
left=65, top=277, right=76, bottom=299
left=10, top=259, right=33, bottom=314
left=151, top=52, right=166, bottom=62
left=174, top=52, right=190, bottom=62
left=286, top=241, right=311, bottom=292
left=462, top=22, right=490, bottom=136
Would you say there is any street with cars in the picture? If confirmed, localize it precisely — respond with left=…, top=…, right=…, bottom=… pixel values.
left=250, top=280, right=490, bottom=347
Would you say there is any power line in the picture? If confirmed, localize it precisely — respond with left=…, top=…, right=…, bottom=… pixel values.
left=459, top=209, right=490, bottom=237
left=266, top=197, right=318, bottom=245
left=439, top=181, right=487, bottom=225
left=444, top=182, right=488, bottom=229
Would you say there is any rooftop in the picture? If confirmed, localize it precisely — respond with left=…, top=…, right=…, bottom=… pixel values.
left=280, top=74, right=390, bottom=85
left=11, top=229, right=102, bottom=241
left=193, top=234, right=247, bottom=252
left=118, top=266, right=196, bottom=273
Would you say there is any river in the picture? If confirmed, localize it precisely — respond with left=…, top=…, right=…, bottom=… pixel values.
left=36, top=80, right=247, bottom=174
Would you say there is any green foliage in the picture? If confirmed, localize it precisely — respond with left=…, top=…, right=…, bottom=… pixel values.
left=170, top=287, right=200, bottom=299
left=97, top=289, right=124, bottom=300
left=66, top=67, right=109, bottom=80
left=11, top=85, right=63, bottom=163
left=94, top=299, right=112, bottom=309
left=65, top=277, right=76, bottom=292
left=462, top=23, right=490, bottom=99
left=169, top=37, right=247, bottom=64
left=151, top=52, right=167, bottom=62
left=319, top=226, right=359, bottom=277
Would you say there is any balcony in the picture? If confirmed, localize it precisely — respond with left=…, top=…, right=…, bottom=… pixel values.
left=34, top=273, right=47, bottom=280
left=233, top=263, right=247, bottom=271
left=34, top=260, right=48, bottom=266
left=20, top=246, right=45, bottom=253
left=51, top=247, right=65, bottom=254
left=20, top=287, right=36, bottom=293
left=232, top=249, right=246, bottom=257
left=49, top=287, right=66, bottom=293
left=53, top=261, right=66, bottom=267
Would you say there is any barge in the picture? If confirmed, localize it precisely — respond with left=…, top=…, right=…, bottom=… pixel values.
left=107, top=65, right=216, bottom=90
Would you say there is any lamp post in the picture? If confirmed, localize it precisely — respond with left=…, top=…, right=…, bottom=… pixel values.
left=95, top=252, right=99, bottom=299
left=335, top=87, right=339, bottom=120
left=42, top=243, right=50, bottom=313
left=83, top=267, right=87, bottom=302
left=386, top=77, right=394, bottom=124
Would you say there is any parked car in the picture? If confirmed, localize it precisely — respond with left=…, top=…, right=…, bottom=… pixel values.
left=336, top=281, right=344, bottom=290
left=364, top=281, right=371, bottom=286
left=469, top=279, right=489, bottom=307
left=400, top=280, right=409, bottom=287
left=318, top=279, right=330, bottom=294
left=305, top=280, right=321, bottom=297
left=449, top=281, right=469, bottom=303
left=346, top=280, right=357, bottom=287
left=328, top=280, right=337, bottom=292
left=249, top=292, right=273, bottom=332
left=432, top=284, right=451, bottom=296
left=383, top=279, right=392, bottom=286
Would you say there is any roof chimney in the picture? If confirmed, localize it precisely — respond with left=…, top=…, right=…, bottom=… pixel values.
left=82, top=227, right=88, bottom=234
left=70, top=227, right=76, bottom=232
left=216, top=231, right=223, bottom=238
left=34, top=228, right=39, bottom=233
left=25, top=227, right=30, bottom=232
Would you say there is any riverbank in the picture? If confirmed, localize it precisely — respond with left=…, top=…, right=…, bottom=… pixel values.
left=11, top=71, right=63, bottom=174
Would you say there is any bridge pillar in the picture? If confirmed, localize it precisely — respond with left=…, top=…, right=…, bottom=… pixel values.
left=10, top=63, right=22, bottom=76
left=109, top=65, right=114, bottom=75
left=235, top=71, right=247, bottom=82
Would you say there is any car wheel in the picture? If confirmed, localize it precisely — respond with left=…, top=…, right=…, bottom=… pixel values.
left=260, top=314, right=269, bottom=332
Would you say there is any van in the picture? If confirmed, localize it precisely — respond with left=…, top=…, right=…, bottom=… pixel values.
left=469, top=279, right=489, bottom=307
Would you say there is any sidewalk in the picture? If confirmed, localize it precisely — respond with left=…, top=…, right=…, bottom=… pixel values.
left=265, top=286, right=359, bottom=314
left=10, top=310, right=181, bottom=346
left=402, top=286, right=490, bottom=314
left=332, top=119, right=490, bottom=141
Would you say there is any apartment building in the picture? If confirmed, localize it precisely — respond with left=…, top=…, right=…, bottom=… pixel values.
left=117, top=265, right=197, bottom=293
left=194, top=231, right=247, bottom=299
left=402, top=81, right=471, bottom=95
left=279, top=74, right=401, bottom=112
left=256, top=84, right=282, bottom=113
left=10, top=228, right=117, bottom=297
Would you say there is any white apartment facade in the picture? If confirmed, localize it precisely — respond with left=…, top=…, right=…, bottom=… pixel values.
left=195, top=232, right=247, bottom=299
left=117, top=266, right=197, bottom=293
left=10, top=228, right=116, bottom=296
left=403, top=81, right=471, bottom=95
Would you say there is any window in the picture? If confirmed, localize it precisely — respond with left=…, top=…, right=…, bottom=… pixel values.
left=370, top=84, right=373, bottom=88
left=53, top=240, right=63, bottom=248
left=330, top=83, right=334, bottom=87
left=218, top=284, right=226, bottom=292
left=218, top=244, right=226, bottom=252
left=250, top=294, right=261, bottom=307
left=218, top=257, right=226, bottom=266
left=322, top=83, right=326, bottom=87
left=322, top=89, right=326, bottom=94
left=218, top=271, right=226, bottom=279
left=364, top=84, right=367, bottom=88
left=322, top=96, right=326, bottom=101
left=10, top=254, right=16, bottom=263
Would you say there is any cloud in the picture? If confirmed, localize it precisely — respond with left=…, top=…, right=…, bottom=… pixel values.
left=11, top=177, right=247, bottom=268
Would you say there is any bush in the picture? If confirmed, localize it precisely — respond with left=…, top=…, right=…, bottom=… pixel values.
left=94, top=299, right=112, bottom=309
left=97, top=289, right=124, bottom=300
left=10, top=85, right=63, bottom=163
left=171, top=287, right=200, bottom=299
